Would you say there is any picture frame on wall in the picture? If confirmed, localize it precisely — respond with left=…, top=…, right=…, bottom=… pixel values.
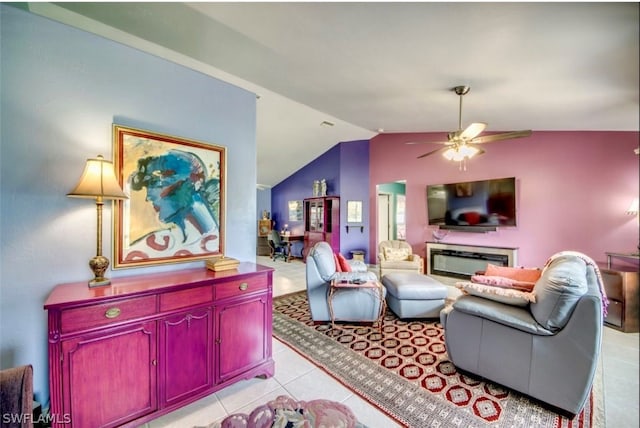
left=288, top=200, right=303, bottom=221
left=112, top=124, right=226, bottom=268
left=347, top=200, right=363, bottom=223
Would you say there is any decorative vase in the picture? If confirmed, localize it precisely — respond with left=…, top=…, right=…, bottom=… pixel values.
left=432, top=229, right=448, bottom=242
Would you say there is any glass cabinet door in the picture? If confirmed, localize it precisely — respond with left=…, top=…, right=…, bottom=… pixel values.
left=309, top=200, right=323, bottom=232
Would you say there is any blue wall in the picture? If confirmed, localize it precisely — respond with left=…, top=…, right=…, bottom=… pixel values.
left=257, top=187, right=272, bottom=222
left=271, top=140, right=370, bottom=258
left=339, top=141, right=370, bottom=257
left=0, top=5, right=257, bottom=405
left=272, top=145, right=341, bottom=234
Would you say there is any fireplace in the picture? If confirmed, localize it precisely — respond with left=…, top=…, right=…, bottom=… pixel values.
left=425, top=242, right=518, bottom=285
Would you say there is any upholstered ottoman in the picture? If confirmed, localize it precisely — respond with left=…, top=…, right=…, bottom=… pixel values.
left=382, top=272, right=448, bottom=318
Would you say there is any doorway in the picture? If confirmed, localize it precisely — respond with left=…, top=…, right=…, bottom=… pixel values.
left=376, top=181, right=407, bottom=250
left=377, top=193, right=391, bottom=249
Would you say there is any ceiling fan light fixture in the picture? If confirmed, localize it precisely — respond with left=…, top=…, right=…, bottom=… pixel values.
left=442, top=147, right=458, bottom=161
left=442, top=145, right=479, bottom=162
left=460, top=144, right=480, bottom=158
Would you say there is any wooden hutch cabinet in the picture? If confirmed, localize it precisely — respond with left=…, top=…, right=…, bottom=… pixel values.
left=303, top=196, right=340, bottom=260
left=44, top=264, right=274, bottom=428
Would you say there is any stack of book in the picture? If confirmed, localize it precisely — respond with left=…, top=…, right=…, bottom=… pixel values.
left=206, top=256, right=240, bottom=272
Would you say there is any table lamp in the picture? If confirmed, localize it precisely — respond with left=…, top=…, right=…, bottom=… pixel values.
left=67, top=155, right=128, bottom=287
left=626, top=197, right=639, bottom=253
left=625, top=198, right=639, bottom=216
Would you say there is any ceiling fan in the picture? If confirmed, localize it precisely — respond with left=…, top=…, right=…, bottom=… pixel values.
left=412, top=85, right=532, bottom=168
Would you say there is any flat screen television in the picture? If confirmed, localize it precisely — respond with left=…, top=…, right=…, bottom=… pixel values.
left=426, top=177, right=517, bottom=231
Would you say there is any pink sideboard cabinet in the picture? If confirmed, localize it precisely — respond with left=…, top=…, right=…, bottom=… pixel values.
left=44, top=263, right=275, bottom=428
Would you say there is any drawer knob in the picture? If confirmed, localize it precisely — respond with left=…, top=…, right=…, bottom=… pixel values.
left=105, top=307, right=121, bottom=319
left=239, top=282, right=249, bottom=291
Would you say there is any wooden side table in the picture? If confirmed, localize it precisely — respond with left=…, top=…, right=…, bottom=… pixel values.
left=599, top=263, right=639, bottom=332
left=328, top=276, right=385, bottom=330
left=605, top=251, right=640, bottom=269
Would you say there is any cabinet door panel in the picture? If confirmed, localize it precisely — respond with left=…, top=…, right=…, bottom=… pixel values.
left=61, top=321, right=156, bottom=428
left=217, top=297, right=269, bottom=382
left=160, top=307, right=213, bottom=406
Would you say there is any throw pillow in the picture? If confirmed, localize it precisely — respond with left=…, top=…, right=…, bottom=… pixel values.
left=383, top=247, right=410, bottom=261
left=471, top=275, right=536, bottom=292
left=456, top=281, right=536, bottom=307
left=337, top=253, right=352, bottom=272
left=333, top=253, right=342, bottom=273
left=485, top=264, right=542, bottom=283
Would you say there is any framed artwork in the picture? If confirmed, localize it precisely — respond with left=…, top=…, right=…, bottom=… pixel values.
left=288, top=200, right=303, bottom=221
left=455, top=182, right=473, bottom=197
left=113, top=125, right=226, bottom=268
left=347, top=200, right=363, bottom=223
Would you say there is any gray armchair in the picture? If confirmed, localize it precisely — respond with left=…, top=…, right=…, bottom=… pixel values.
left=440, top=253, right=604, bottom=416
left=306, top=242, right=384, bottom=323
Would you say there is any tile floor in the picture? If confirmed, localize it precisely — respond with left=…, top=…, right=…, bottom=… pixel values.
left=146, top=256, right=639, bottom=427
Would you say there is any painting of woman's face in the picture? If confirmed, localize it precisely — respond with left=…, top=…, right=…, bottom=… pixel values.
left=131, top=150, right=210, bottom=227
left=114, top=125, right=225, bottom=268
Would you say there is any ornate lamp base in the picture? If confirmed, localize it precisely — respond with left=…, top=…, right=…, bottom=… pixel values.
left=88, top=255, right=111, bottom=288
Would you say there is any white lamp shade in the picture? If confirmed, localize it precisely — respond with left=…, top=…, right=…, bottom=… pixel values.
left=626, top=198, right=639, bottom=215
left=67, top=155, right=128, bottom=200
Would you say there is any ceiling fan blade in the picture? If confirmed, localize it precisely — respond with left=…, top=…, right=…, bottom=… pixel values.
left=460, top=122, right=487, bottom=140
left=406, top=140, right=451, bottom=145
left=417, top=146, right=446, bottom=159
left=471, top=130, right=532, bottom=144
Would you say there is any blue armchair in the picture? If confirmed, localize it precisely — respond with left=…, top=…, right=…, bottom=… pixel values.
left=306, top=242, right=385, bottom=323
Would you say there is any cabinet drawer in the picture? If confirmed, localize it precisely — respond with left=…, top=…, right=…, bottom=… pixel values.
left=60, top=295, right=157, bottom=333
left=601, top=271, right=623, bottom=301
left=216, top=276, right=268, bottom=300
left=604, top=299, right=623, bottom=327
left=160, top=286, right=213, bottom=312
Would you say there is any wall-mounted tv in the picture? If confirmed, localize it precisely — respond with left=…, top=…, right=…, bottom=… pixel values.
left=426, top=177, right=517, bottom=231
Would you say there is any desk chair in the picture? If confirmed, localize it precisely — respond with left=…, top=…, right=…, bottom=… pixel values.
left=267, top=230, right=290, bottom=262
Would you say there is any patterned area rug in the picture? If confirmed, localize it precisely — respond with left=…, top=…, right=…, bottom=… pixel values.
left=273, top=291, right=604, bottom=428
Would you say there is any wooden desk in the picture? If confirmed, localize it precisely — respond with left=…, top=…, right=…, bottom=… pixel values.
left=281, top=234, right=303, bottom=260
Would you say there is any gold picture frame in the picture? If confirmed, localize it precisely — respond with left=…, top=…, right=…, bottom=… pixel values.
left=113, top=125, right=226, bottom=268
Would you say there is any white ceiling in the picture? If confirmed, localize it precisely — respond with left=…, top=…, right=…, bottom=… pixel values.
left=27, top=2, right=639, bottom=187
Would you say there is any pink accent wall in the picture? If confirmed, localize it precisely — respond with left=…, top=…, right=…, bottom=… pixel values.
left=369, top=131, right=639, bottom=267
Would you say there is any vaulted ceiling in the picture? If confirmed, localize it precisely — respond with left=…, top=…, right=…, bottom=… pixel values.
left=27, top=2, right=639, bottom=186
